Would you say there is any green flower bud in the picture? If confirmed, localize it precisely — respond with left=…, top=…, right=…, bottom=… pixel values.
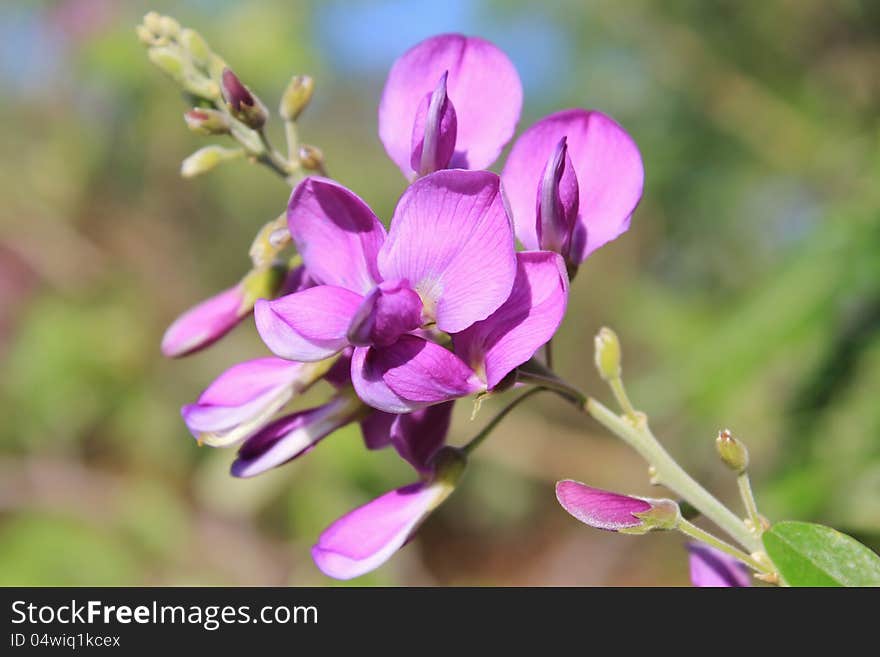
left=147, top=46, right=185, bottom=82
left=142, top=12, right=163, bottom=35
left=279, top=75, right=315, bottom=121
left=180, top=145, right=243, bottom=178
left=135, top=24, right=155, bottom=45
left=594, top=326, right=621, bottom=382
left=180, top=28, right=212, bottom=68
left=184, top=108, right=230, bottom=135
left=158, top=15, right=181, bottom=39
left=716, top=429, right=749, bottom=473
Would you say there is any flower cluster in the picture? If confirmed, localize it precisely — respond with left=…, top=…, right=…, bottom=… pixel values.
left=162, top=33, right=643, bottom=579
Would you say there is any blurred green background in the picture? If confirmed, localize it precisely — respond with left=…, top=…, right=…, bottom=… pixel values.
left=1, top=0, right=879, bottom=586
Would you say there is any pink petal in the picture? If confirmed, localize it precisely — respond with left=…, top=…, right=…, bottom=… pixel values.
left=391, top=401, right=454, bottom=474
left=454, top=251, right=568, bottom=389
left=287, top=177, right=386, bottom=294
left=378, top=169, right=516, bottom=333
left=254, top=285, right=363, bottom=362
left=555, top=480, right=651, bottom=531
left=687, top=543, right=752, bottom=587
left=379, top=33, right=523, bottom=178
left=352, top=336, right=482, bottom=413
left=359, top=410, right=396, bottom=450
left=181, top=358, right=312, bottom=446
left=231, top=396, right=362, bottom=478
left=312, top=481, right=447, bottom=580
left=502, top=109, right=644, bottom=263
left=347, top=279, right=424, bottom=348
left=410, top=71, right=458, bottom=176
left=161, top=285, right=245, bottom=358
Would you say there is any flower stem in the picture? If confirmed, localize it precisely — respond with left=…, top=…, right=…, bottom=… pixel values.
left=462, top=388, right=545, bottom=455
left=544, top=339, right=554, bottom=370
left=584, top=397, right=761, bottom=552
left=284, top=120, right=300, bottom=165
left=678, top=519, right=767, bottom=573
left=608, top=376, right=638, bottom=424
left=737, top=472, right=764, bottom=537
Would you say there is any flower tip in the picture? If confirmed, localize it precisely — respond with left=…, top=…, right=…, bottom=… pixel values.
left=715, top=429, right=749, bottom=473
left=556, top=480, right=676, bottom=533
left=593, top=327, right=622, bottom=381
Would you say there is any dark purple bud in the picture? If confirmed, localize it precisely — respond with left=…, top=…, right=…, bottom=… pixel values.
left=410, top=72, right=458, bottom=177
left=221, top=67, right=267, bottom=129
left=536, top=137, right=579, bottom=257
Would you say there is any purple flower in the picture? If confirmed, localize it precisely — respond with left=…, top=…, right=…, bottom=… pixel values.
left=502, top=109, right=644, bottom=269
left=379, top=34, right=522, bottom=179
left=231, top=394, right=366, bottom=478
left=686, top=543, right=751, bottom=587
left=255, top=170, right=567, bottom=413
left=555, top=480, right=679, bottom=533
left=181, top=357, right=332, bottom=447
left=161, top=285, right=247, bottom=358
left=313, top=440, right=463, bottom=581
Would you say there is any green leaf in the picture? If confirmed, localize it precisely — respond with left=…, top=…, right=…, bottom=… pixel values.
left=763, top=521, right=880, bottom=587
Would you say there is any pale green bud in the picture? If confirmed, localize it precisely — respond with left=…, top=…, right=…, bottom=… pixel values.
left=184, top=108, right=230, bottom=135
left=147, top=46, right=185, bottom=82
left=180, top=145, right=242, bottom=178
left=594, top=326, right=622, bottom=381
left=239, top=262, right=287, bottom=312
left=279, top=75, right=314, bottom=121
left=716, top=429, right=749, bottom=473
left=158, top=15, right=181, bottom=39
left=180, top=28, right=212, bottom=68
left=135, top=24, right=155, bottom=45
left=142, top=12, right=163, bottom=35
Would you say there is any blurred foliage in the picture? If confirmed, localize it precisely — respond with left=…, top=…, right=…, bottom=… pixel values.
left=0, top=0, right=878, bottom=585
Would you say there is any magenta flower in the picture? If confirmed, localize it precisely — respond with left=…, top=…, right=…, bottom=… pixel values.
left=181, top=357, right=330, bottom=447
left=502, top=109, right=644, bottom=269
left=555, top=480, right=679, bottom=533
left=379, top=34, right=522, bottom=179
left=686, top=543, right=751, bottom=587
left=312, top=420, right=461, bottom=581
left=253, top=170, right=569, bottom=414
left=161, top=285, right=248, bottom=358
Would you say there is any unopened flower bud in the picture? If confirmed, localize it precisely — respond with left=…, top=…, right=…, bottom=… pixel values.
left=158, top=15, right=181, bottom=39
left=180, top=145, right=242, bottom=178
left=279, top=75, right=315, bottom=121
left=184, top=108, right=230, bottom=135
left=221, top=68, right=268, bottom=129
left=135, top=24, right=155, bottom=45
left=556, top=479, right=680, bottom=534
left=298, top=144, right=325, bottom=171
left=147, top=46, right=185, bottom=82
left=179, top=28, right=211, bottom=68
left=142, top=12, right=162, bottom=35
left=594, top=326, right=621, bottom=381
left=716, top=429, right=749, bottom=473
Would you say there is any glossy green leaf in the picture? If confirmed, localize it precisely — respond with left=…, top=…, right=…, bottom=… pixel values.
left=763, top=521, right=880, bottom=587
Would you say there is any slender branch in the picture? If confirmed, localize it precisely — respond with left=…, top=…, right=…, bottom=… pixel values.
left=678, top=519, right=767, bottom=573
left=584, top=396, right=761, bottom=552
left=462, top=388, right=545, bottom=455
left=608, top=376, right=638, bottom=423
left=544, top=339, right=554, bottom=370
left=737, top=472, right=764, bottom=536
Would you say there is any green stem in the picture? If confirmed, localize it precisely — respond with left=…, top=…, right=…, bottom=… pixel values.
left=257, top=129, right=294, bottom=180
left=678, top=519, right=767, bottom=573
left=284, top=120, right=300, bottom=165
left=462, top=388, right=544, bottom=455
left=516, top=369, right=585, bottom=406
left=585, top=397, right=761, bottom=552
left=608, top=376, right=638, bottom=423
left=737, top=472, right=764, bottom=537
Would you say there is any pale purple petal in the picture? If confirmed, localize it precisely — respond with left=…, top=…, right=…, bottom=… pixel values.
left=687, top=543, right=752, bottom=587
left=379, top=33, right=523, bottom=177
left=502, top=109, right=644, bottom=263
left=280, top=264, right=315, bottom=295
left=231, top=396, right=362, bottom=478
left=378, top=170, right=516, bottom=333
left=161, top=285, right=244, bottom=358
left=352, top=336, right=482, bottom=413
left=454, top=251, right=568, bottom=389
left=391, top=401, right=454, bottom=475
left=181, top=358, right=312, bottom=447
left=359, top=410, right=396, bottom=450
left=287, top=177, right=386, bottom=293
left=312, top=481, right=447, bottom=580
left=410, top=71, right=458, bottom=176
left=555, top=480, right=651, bottom=532
left=347, top=279, right=424, bottom=348
left=254, top=285, right=363, bottom=361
